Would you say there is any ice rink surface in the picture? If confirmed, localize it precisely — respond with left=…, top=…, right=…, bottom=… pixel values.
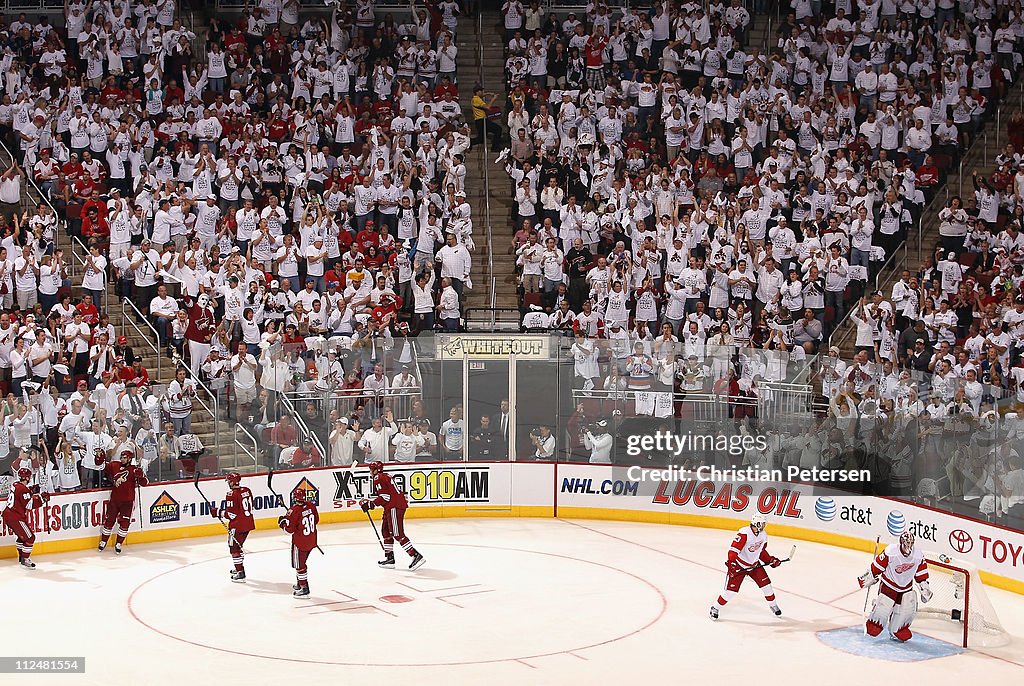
left=2, top=518, right=1023, bottom=686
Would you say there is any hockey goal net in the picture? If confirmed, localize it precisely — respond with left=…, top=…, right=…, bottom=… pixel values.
left=916, top=555, right=1010, bottom=648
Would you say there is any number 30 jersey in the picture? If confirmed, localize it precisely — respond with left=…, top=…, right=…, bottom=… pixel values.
left=282, top=501, right=319, bottom=551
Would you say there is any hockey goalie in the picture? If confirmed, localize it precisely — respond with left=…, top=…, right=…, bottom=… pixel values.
left=858, top=530, right=933, bottom=642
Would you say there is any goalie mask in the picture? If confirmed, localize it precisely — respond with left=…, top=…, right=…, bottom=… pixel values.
left=899, top=530, right=915, bottom=556
left=750, top=513, right=767, bottom=535
left=197, top=294, right=211, bottom=309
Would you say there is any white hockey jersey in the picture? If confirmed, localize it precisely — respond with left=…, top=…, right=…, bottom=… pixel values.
left=729, top=525, right=768, bottom=569
left=871, top=543, right=929, bottom=592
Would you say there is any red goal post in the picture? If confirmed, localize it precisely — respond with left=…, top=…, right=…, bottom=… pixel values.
left=921, top=555, right=1009, bottom=648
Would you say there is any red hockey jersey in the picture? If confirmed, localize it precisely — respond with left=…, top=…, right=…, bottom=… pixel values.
left=281, top=501, right=319, bottom=551
left=370, top=472, right=408, bottom=510
left=4, top=482, right=42, bottom=521
left=104, top=461, right=149, bottom=502
left=224, top=487, right=256, bottom=532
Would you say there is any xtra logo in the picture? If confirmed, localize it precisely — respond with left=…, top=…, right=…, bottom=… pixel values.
left=886, top=510, right=906, bottom=536
left=292, top=478, right=319, bottom=506
left=949, top=529, right=974, bottom=554
left=815, top=497, right=836, bottom=521
left=150, top=491, right=180, bottom=524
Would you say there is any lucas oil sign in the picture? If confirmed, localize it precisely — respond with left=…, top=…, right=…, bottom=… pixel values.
left=332, top=467, right=490, bottom=507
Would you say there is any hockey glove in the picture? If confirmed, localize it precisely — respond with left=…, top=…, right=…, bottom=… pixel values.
left=278, top=516, right=288, bottom=529
left=209, top=505, right=218, bottom=519
left=726, top=559, right=743, bottom=575
left=857, top=571, right=877, bottom=589
left=919, top=581, right=933, bottom=604
left=41, top=492, right=50, bottom=502
left=769, top=556, right=782, bottom=568
left=359, top=499, right=369, bottom=512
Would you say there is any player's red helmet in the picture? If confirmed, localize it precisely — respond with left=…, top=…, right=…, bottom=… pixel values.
left=121, top=449, right=135, bottom=461
left=17, top=467, right=32, bottom=481
left=226, top=472, right=242, bottom=487
left=292, top=487, right=307, bottom=503
left=368, top=461, right=384, bottom=475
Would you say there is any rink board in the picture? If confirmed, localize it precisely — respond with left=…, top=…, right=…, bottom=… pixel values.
left=4, top=462, right=1023, bottom=594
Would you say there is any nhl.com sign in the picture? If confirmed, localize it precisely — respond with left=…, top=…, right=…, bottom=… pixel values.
left=437, top=335, right=550, bottom=360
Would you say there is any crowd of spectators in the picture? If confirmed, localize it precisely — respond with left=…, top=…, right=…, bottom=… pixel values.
left=0, top=0, right=486, bottom=490
left=492, top=0, right=1024, bottom=518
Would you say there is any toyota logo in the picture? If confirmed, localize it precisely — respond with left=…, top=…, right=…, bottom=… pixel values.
left=949, top=529, right=974, bottom=554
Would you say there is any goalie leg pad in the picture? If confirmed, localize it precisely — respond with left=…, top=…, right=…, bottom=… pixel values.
left=867, top=588, right=896, bottom=636
left=888, top=587, right=918, bottom=639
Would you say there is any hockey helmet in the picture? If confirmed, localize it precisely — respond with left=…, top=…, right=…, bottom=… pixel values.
left=367, top=461, right=384, bottom=475
left=899, top=530, right=915, bottom=556
left=121, top=449, right=135, bottom=462
left=225, top=472, right=242, bottom=487
left=292, top=487, right=307, bottom=503
left=750, top=513, right=768, bottom=533
left=17, top=467, right=32, bottom=481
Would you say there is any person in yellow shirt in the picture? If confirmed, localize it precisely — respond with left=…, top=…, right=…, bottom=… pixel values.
left=472, top=86, right=502, bottom=152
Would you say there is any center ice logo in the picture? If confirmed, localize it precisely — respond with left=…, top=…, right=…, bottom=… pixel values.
left=149, top=492, right=180, bottom=523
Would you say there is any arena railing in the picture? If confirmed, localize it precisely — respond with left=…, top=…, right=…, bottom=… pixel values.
left=120, top=297, right=163, bottom=383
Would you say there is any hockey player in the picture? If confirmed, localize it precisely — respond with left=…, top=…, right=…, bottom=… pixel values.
left=210, top=472, right=255, bottom=583
left=279, top=487, right=319, bottom=597
left=3, top=468, right=48, bottom=568
left=858, top=530, right=932, bottom=641
left=360, top=461, right=425, bottom=570
left=710, top=513, right=783, bottom=620
left=97, top=449, right=149, bottom=554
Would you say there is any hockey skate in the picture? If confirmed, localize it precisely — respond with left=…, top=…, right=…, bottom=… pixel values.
left=19, top=558, right=36, bottom=569
left=770, top=603, right=782, bottom=617
left=409, top=553, right=425, bottom=570
left=709, top=606, right=719, bottom=620
left=378, top=555, right=396, bottom=569
left=293, top=587, right=310, bottom=598
left=98, top=540, right=107, bottom=552
left=114, top=543, right=123, bottom=555
left=230, top=571, right=246, bottom=583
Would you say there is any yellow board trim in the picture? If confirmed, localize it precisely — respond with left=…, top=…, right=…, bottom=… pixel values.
left=8, top=504, right=1023, bottom=597
left=558, top=506, right=1024, bottom=596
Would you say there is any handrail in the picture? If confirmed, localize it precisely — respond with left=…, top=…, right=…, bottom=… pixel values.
left=278, top=390, right=329, bottom=464
left=0, top=138, right=60, bottom=258
left=121, top=297, right=163, bottom=382
left=178, top=360, right=222, bottom=454
left=233, top=423, right=260, bottom=472
left=476, top=10, right=497, bottom=329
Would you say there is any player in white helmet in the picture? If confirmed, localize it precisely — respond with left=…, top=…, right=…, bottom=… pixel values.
left=710, top=513, right=783, bottom=620
left=859, top=530, right=932, bottom=641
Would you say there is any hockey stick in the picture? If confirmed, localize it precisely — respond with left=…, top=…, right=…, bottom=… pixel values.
left=749, top=545, right=797, bottom=571
left=193, top=469, right=228, bottom=530
left=365, top=508, right=386, bottom=553
left=862, top=536, right=881, bottom=613
left=268, top=467, right=324, bottom=556
left=137, top=483, right=144, bottom=531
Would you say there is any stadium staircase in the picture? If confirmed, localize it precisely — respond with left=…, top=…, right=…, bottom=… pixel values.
left=830, top=85, right=1024, bottom=357
left=460, top=9, right=521, bottom=330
